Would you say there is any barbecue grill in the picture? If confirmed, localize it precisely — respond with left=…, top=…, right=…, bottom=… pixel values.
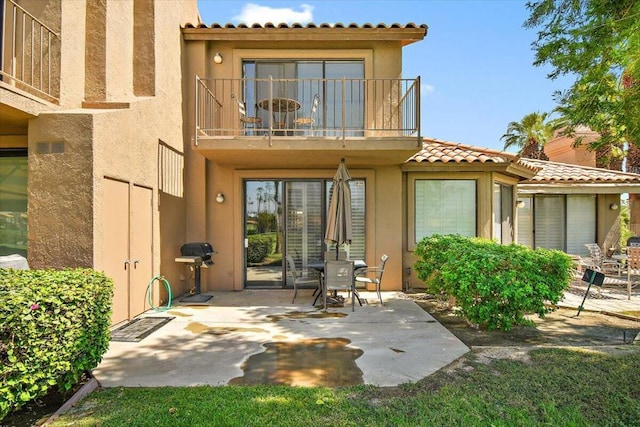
left=175, top=242, right=215, bottom=303
left=628, top=236, right=640, bottom=247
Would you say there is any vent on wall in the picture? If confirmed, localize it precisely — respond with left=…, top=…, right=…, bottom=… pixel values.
left=36, top=142, right=65, bottom=154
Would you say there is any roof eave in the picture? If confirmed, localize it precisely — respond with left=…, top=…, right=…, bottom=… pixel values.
left=518, top=183, right=640, bottom=194
left=182, top=26, right=427, bottom=45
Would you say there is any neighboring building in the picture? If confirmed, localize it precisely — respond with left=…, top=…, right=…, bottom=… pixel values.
left=1, top=0, right=200, bottom=324
left=544, top=126, right=600, bottom=168
left=3, top=2, right=639, bottom=325
left=517, top=159, right=640, bottom=257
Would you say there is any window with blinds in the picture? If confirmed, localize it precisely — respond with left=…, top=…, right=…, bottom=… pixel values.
left=566, top=195, right=596, bottom=256
left=522, top=194, right=595, bottom=256
left=534, top=196, right=566, bottom=251
left=493, top=182, right=514, bottom=244
left=516, top=196, right=534, bottom=248
left=415, top=180, right=476, bottom=241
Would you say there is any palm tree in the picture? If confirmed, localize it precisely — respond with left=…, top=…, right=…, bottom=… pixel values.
left=500, top=112, right=561, bottom=160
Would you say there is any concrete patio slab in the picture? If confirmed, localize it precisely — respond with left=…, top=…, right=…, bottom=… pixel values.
left=92, top=290, right=469, bottom=388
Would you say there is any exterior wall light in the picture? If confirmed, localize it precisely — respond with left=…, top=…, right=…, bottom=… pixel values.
left=213, top=53, right=223, bottom=64
left=216, top=193, right=225, bottom=203
left=610, top=203, right=619, bottom=210
left=516, top=200, right=525, bottom=208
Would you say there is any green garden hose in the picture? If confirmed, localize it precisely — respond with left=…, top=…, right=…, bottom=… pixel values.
left=146, top=275, right=173, bottom=312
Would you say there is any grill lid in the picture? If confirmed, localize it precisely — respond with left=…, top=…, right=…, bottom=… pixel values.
left=180, top=242, right=214, bottom=257
left=627, top=236, right=640, bottom=247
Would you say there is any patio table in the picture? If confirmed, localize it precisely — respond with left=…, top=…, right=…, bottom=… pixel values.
left=308, top=259, right=367, bottom=306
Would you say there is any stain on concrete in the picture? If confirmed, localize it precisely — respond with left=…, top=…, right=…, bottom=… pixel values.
left=229, top=338, right=364, bottom=386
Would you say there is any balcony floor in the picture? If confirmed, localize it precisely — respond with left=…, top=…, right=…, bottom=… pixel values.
left=194, top=135, right=422, bottom=168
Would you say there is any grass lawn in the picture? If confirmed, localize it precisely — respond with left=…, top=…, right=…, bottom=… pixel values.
left=50, top=347, right=640, bottom=426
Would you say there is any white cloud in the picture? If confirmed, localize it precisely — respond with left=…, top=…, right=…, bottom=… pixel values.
left=233, top=3, right=314, bottom=25
left=422, top=83, right=435, bottom=95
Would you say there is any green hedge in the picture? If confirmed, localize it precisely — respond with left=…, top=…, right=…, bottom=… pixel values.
left=0, top=268, right=113, bottom=420
left=414, top=234, right=574, bottom=331
left=247, top=235, right=274, bottom=263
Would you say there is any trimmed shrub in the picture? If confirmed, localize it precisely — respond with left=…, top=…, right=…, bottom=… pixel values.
left=414, top=235, right=574, bottom=330
left=0, top=269, right=113, bottom=420
left=247, top=234, right=274, bottom=264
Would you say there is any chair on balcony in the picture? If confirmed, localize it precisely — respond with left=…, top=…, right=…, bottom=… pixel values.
left=294, top=94, right=319, bottom=135
left=232, top=93, right=262, bottom=135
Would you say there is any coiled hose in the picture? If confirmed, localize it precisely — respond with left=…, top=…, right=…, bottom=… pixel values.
left=146, top=275, right=173, bottom=312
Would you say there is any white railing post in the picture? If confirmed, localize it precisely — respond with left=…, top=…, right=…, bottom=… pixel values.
left=194, top=75, right=200, bottom=146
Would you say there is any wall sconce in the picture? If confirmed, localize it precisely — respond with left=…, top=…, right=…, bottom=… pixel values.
left=516, top=200, right=525, bottom=208
left=213, top=53, right=223, bottom=64
left=610, top=203, right=619, bottom=210
left=216, top=193, right=225, bottom=204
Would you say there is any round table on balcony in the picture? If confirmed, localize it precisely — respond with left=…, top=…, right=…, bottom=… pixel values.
left=257, top=98, right=301, bottom=131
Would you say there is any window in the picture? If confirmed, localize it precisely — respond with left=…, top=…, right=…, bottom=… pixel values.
left=0, top=149, right=28, bottom=257
left=242, top=60, right=365, bottom=135
left=493, top=183, right=514, bottom=244
left=517, top=194, right=595, bottom=256
left=415, top=179, right=476, bottom=241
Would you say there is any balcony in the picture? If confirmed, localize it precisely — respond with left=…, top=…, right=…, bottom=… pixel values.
left=0, top=0, right=60, bottom=103
left=194, top=76, right=422, bottom=167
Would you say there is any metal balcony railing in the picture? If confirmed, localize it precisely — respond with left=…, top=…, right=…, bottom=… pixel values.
left=195, top=76, right=420, bottom=146
left=0, top=0, right=60, bottom=102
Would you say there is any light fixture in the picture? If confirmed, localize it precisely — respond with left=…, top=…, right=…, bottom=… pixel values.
left=216, top=193, right=225, bottom=203
left=213, top=52, right=223, bottom=64
left=610, top=203, right=619, bottom=210
left=516, top=200, right=525, bottom=208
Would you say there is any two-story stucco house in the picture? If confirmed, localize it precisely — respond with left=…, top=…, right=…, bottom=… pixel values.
left=3, top=0, right=640, bottom=326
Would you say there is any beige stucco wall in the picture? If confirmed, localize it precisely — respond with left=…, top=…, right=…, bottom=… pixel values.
left=181, top=27, right=419, bottom=292
left=27, top=112, right=94, bottom=269
left=23, top=0, right=199, bottom=299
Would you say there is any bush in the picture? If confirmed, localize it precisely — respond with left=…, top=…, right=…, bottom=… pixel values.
left=414, top=235, right=574, bottom=330
left=0, top=268, right=113, bottom=420
left=247, top=235, right=274, bottom=263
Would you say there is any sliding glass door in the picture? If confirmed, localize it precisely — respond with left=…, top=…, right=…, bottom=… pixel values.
left=242, top=60, right=365, bottom=135
left=244, top=178, right=365, bottom=289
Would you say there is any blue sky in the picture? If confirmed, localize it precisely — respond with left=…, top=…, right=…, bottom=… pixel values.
left=196, top=0, right=573, bottom=152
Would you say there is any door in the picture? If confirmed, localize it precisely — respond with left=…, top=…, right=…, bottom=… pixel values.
left=243, top=178, right=365, bottom=288
left=104, top=179, right=129, bottom=325
left=284, top=181, right=324, bottom=282
left=130, top=185, right=153, bottom=316
left=103, top=178, right=153, bottom=324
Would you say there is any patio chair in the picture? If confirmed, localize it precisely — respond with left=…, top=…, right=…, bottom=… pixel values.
left=625, top=247, right=640, bottom=300
left=232, top=93, right=262, bottom=135
left=324, top=260, right=355, bottom=311
left=286, top=255, right=320, bottom=304
left=294, top=94, right=319, bottom=135
left=584, top=243, right=623, bottom=275
left=355, top=254, right=389, bottom=306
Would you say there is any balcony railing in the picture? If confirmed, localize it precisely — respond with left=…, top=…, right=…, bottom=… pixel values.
left=0, top=0, right=60, bottom=102
left=195, top=76, right=420, bottom=145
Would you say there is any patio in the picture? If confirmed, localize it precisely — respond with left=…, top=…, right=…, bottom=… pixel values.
left=92, top=290, right=469, bottom=388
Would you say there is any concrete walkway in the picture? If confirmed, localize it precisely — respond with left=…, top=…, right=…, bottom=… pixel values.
left=92, top=290, right=469, bottom=388
left=559, top=277, right=640, bottom=316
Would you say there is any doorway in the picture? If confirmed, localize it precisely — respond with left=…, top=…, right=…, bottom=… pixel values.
left=244, top=178, right=365, bottom=289
left=103, top=178, right=153, bottom=325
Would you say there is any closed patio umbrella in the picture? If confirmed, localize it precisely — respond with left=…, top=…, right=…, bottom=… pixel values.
left=325, top=158, right=352, bottom=259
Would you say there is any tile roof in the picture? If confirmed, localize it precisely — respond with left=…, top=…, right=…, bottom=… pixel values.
left=519, top=158, right=640, bottom=184
left=184, top=22, right=427, bottom=30
left=408, top=138, right=525, bottom=166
